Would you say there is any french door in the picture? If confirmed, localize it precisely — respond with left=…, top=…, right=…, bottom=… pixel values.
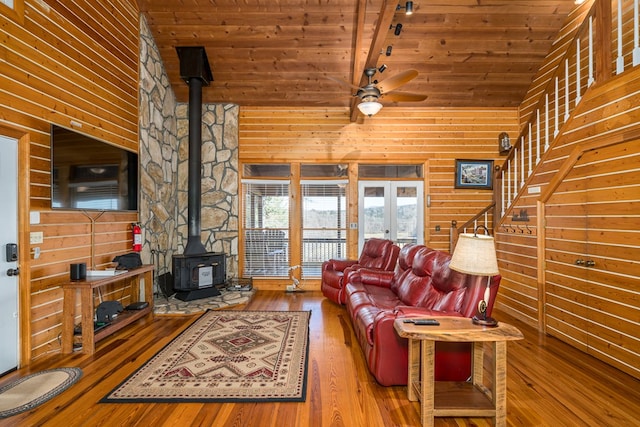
left=358, top=181, right=423, bottom=252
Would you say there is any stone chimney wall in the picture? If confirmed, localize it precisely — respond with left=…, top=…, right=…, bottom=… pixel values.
left=176, top=103, right=239, bottom=279
left=139, top=15, right=239, bottom=282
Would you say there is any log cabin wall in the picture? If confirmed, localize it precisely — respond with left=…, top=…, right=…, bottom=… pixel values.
left=494, top=0, right=640, bottom=380
left=495, top=67, right=640, bottom=380
left=0, top=0, right=140, bottom=362
left=238, top=107, right=519, bottom=259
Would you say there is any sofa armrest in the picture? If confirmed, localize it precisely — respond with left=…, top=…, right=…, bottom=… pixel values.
left=322, top=258, right=358, bottom=272
left=348, top=268, right=395, bottom=289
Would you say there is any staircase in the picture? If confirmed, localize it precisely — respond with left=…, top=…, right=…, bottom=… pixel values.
left=452, top=0, right=640, bottom=248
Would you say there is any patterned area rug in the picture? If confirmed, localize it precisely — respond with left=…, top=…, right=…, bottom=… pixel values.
left=101, top=310, right=310, bottom=403
left=0, top=368, right=83, bottom=418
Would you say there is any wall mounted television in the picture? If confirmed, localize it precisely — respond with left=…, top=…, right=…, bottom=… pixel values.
left=50, top=124, right=139, bottom=211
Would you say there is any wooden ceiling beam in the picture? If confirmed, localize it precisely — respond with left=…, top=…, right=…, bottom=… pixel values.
left=349, top=0, right=399, bottom=122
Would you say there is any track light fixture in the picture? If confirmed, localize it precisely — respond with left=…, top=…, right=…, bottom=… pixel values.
left=386, top=46, right=393, bottom=56
left=378, top=64, right=387, bottom=73
left=390, top=23, right=403, bottom=36
left=397, top=1, right=413, bottom=15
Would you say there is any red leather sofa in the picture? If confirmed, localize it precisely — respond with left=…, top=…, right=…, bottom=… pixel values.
left=344, top=243, right=501, bottom=386
left=321, top=238, right=400, bottom=305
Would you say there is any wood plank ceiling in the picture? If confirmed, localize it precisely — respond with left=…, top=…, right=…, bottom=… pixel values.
left=138, top=0, right=580, bottom=119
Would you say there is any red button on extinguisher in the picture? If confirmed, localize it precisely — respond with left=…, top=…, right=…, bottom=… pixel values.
left=132, top=223, right=142, bottom=252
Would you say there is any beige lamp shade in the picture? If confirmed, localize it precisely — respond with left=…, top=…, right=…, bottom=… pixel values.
left=449, top=232, right=499, bottom=276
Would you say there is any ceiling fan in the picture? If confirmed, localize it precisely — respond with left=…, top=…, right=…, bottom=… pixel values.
left=329, top=68, right=427, bottom=116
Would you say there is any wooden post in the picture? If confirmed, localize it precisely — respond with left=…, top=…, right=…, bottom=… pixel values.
left=450, top=220, right=458, bottom=254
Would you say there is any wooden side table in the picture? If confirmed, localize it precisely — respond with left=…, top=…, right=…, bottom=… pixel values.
left=394, top=316, right=524, bottom=427
left=61, top=265, right=154, bottom=354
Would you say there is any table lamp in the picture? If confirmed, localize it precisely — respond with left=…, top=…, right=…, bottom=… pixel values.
left=449, top=225, right=500, bottom=326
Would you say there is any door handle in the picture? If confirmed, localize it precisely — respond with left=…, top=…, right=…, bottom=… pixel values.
left=7, top=268, right=19, bottom=276
left=585, top=260, right=595, bottom=267
left=575, top=259, right=585, bottom=265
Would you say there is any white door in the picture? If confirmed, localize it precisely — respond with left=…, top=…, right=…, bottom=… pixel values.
left=358, top=181, right=424, bottom=251
left=0, top=135, right=19, bottom=374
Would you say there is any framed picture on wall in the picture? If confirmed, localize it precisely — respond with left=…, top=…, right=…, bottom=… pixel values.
left=454, top=159, right=494, bottom=190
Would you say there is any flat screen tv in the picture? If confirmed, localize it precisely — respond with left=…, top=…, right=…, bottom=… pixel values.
left=50, top=124, right=139, bottom=211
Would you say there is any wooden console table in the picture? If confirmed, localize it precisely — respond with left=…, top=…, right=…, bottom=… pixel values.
left=62, top=264, right=154, bottom=354
left=394, top=316, right=523, bottom=427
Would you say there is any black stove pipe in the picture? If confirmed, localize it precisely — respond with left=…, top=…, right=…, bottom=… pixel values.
left=176, top=46, right=213, bottom=255
left=184, top=77, right=206, bottom=255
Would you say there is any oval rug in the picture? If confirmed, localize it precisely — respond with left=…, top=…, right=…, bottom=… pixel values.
left=0, top=367, right=82, bottom=419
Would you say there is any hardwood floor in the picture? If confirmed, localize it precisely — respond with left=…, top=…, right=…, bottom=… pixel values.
left=1, top=290, right=638, bottom=426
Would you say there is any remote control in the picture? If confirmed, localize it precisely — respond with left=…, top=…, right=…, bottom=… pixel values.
left=410, top=319, right=440, bottom=326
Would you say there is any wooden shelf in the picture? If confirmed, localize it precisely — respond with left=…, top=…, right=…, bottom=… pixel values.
left=410, top=381, right=495, bottom=417
left=93, top=306, right=152, bottom=342
left=62, top=265, right=154, bottom=354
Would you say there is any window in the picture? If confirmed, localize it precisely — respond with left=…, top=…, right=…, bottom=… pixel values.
left=242, top=180, right=289, bottom=277
left=359, top=164, right=423, bottom=178
left=300, top=164, right=348, bottom=178
left=0, top=0, right=24, bottom=24
left=243, top=163, right=290, bottom=178
left=301, top=180, right=347, bottom=277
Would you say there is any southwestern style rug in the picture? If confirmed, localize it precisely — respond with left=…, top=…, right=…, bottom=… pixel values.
left=101, top=310, right=311, bottom=403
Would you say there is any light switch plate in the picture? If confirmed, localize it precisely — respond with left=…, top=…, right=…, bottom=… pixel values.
left=30, top=231, right=44, bottom=244
left=30, top=211, right=41, bottom=224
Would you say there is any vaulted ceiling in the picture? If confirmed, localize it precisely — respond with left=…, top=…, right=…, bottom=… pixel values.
left=138, top=0, right=580, bottom=119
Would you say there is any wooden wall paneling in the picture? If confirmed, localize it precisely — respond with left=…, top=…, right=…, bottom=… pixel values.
left=544, top=169, right=589, bottom=348
left=30, top=287, right=63, bottom=359
left=581, top=140, right=640, bottom=378
left=542, top=138, right=640, bottom=379
left=494, top=231, right=540, bottom=325
left=0, top=0, right=24, bottom=24
left=1, top=1, right=139, bottom=148
left=347, top=162, right=359, bottom=260
left=289, top=163, right=302, bottom=274
left=1, top=0, right=141, bottom=362
left=16, top=129, right=33, bottom=367
left=239, top=106, right=518, bottom=253
left=422, top=159, right=431, bottom=244
left=497, top=65, right=640, bottom=335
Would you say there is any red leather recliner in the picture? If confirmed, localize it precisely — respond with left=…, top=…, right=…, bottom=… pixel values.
left=344, top=245, right=501, bottom=386
left=321, top=238, right=400, bottom=305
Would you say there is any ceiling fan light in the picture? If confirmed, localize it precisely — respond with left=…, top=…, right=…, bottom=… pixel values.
left=358, top=101, right=383, bottom=117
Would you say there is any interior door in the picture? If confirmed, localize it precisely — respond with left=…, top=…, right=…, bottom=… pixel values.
left=0, top=135, right=19, bottom=374
left=358, top=181, right=423, bottom=251
left=544, top=140, right=640, bottom=379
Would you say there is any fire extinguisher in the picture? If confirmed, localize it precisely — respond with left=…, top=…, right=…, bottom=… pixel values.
left=132, top=223, right=142, bottom=252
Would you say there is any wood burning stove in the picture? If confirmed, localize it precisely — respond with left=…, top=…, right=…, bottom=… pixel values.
left=171, top=46, right=225, bottom=301
left=173, top=252, right=225, bottom=301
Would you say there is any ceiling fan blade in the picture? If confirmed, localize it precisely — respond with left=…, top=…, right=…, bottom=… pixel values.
left=377, top=69, right=419, bottom=94
left=326, top=75, right=361, bottom=91
left=382, top=91, right=428, bottom=102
